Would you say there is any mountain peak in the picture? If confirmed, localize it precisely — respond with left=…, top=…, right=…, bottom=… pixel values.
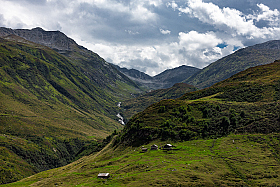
left=0, top=27, right=75, bottom=51
left=31, top=27, right=45, bottom=31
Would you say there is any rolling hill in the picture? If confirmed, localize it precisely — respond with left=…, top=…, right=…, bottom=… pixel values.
left=184, top=40, right=280, bottom=89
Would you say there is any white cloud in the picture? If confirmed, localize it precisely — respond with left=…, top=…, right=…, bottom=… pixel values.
left=256, top=4, right=280, bottom=21
left=160, top=29, right=171, bottom=34
left=1, top=0, right=280, bottom=76
left=178, top=31, right=222, bottom=51
left=166, top=1, right=178, bottom=11
left=176, top=0, right=280, bottom=40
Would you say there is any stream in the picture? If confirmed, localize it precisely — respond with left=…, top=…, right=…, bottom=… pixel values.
left=116, top=102, right=125, bottom=125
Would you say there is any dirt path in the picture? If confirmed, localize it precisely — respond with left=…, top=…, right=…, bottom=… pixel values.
left=89, top=136, right=116, bottom=160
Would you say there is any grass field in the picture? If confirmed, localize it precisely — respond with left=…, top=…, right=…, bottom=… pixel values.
left=4, top=133, right=280, bottom=186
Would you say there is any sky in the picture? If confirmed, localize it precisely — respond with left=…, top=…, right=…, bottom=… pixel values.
left=1, top=0, right=280, bottom=76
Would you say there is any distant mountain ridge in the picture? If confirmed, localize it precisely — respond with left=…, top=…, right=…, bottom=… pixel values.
left=184, top=40, right=280, bottom=89
left=122, top=83, right=197, bottom=121
left=114, top=64, right=200, bottom=90
left=0, top=27, right=201, bottom=91
left=154, top=65, right=200, bottom=88
left=0, top=27, right=79, bottom=52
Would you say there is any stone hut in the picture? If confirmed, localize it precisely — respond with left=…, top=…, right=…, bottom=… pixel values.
left=151, top=144, right=158, bottom=150
left=163, top=144, right=173, bottom=149
left=142, top=147, right=148, bottom=152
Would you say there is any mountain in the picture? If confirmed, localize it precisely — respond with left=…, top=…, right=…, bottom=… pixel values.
left=118, top=60, right=280, bottom=146
left=184, top=40, right=280, bottom=89
left=153, top=65, right=200, bottom=88
left=4, top=45, right=280, bottom=187
left=0, top=27, right=143, bottom=102
left=113, top=65, right=153, bottom=81
left=115, top=64, right=200, bottom=90
left=0, top=28, right=145, bottom=184
left=121, top=83, right=197, bottom=121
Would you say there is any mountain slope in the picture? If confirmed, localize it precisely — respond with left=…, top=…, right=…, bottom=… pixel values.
left=7, top=133, right=280, bottom=186
left=118, top=60, right=280, bottom=146
left=4, top=61, right=280, bottom=187
left=153, top=65, right=200, bottom=88
left=0, top=35, right=127, bottom=184
left=0, top=27, right=143, bottom=101
left=185, top=40, right=280, bottom=89
left=122, top=83, right=197, bottom=120
left=115, top=64, right=200, bottom=90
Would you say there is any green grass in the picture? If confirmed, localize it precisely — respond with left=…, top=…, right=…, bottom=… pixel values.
left=5, top=133, right=280, bottom=186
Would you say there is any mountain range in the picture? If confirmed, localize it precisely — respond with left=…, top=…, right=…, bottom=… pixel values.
left=116, top=39, right=280, bottom=90
left=9, top=60, right=280, bottom=187
left=114, top=64, right=200, bottom=90
left=184, top=40, right=280, bottom=89
left=2, top=26, right=280, bottom=186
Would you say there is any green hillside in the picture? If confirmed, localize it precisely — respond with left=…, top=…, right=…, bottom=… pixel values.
left=5, top=61, right=280, bottom=187
left=118, top=60, right=280, bottom=146
left=0, top=28, right=144, bottom=105
left=122, top=83, right=197, bottom=120
left=6, top=134, right=280, bottom=186
left=185, top=40, right=280, bottom=89
left=0, top=35, right=140, bottom=184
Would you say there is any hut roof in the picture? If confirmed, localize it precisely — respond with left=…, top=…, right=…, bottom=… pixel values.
left=98, top=173, right=110, bottom=177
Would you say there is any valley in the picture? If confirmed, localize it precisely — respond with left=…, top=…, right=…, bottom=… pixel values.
left=1, top=27, right=280, bottom=186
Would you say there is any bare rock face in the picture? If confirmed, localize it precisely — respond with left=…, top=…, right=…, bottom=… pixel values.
left=0, top=27, right=77, bottom=52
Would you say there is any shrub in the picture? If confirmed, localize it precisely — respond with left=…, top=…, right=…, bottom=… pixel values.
left=158, top=106, right=166, bottom=113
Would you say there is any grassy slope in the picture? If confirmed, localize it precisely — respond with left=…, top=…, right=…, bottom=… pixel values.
left=0, top=37, right=127, bottom=184
left=185, top=44, right=280, bottom=89
left=5, top=133, right=280, bottom=186
left=5, top=61, right=280, bottom=187
left=2, top=28, right=144, bottom=102
left=117, top=60, right=280, bottom=147
left=122, top=83, right=197, bottom=121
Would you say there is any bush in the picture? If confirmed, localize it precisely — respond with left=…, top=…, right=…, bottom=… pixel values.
left=158, top=106, right=166, bottom=113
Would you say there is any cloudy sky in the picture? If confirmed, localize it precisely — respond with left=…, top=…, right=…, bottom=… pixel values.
left=1, top=0, right=280, bottom=75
